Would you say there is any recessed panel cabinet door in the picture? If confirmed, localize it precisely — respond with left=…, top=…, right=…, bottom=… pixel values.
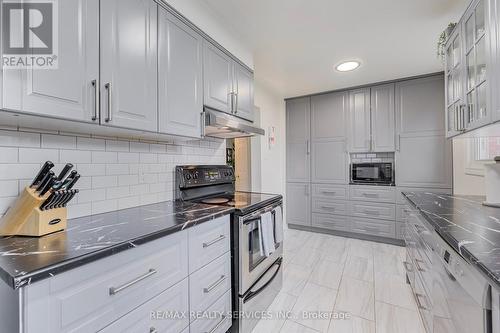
left=233, top=63, right=254, bottom=121
left=2, top=0, right=99, bottom=122
left=348, top=88, right=371, bottom=152
left=371, top=84, right=395, bottom=152
left=100, top=0, right=158, bottom=132
left=286, top=183, right=311, bottom=226
left=158, top=9, right=202, bottom=138
left=312, top=140, right=347, bottom=184
left=311, top=92, right=347, bottom=140
left=286, top=97, right=310, bottom=182
left=203, top=42, right=233, bottom=114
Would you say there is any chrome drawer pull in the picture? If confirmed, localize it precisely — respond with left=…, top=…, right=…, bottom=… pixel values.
left=414, top=293, right=428, bottom=310
left=203, top=235, right=226, bottom=248
left=204, top=275, right=226, bottom=293
left=205, top=315, right=227, bottom=333
left=150, top=328, right=158, bottom=333
left=109, top=269, right=157, bottom=295
left=362, top=193, right=379, bottom=198
left=403, top=261, right=413, bottom=272
left=363, top=209, right=380, bottom=215
left=320, top=206, right=336, bottom=210
left=414, top=258, right=425, bottom=272
left=321, top=191, right=337, bottom=195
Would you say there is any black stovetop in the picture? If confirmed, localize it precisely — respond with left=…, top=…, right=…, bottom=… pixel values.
left=191, top=191, right=282, bottom=215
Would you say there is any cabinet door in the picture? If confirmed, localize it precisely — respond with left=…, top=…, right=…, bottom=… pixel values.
left=395, top=76, right=446, bottom=137
left=286, top=98, right=310, bottom=182
left=348, top=88, right=371, bottom=152
left=371, top=84, right=395, bottom=152
left=2, top=0, right=99, bottom=122
left=100, top=0, right=158, bottom=132
left=203, top=42, right=233, bottom=114
left=311, top=140, right=347, bottom=184
left=311, top=92, right=348, bottom=140
left=286, top=183, right=311, bottom=227
left=396, top=135, right=452, bottom=188
left=234, top=63, right=254, bottom=121
left=158, top=8, right=203, bottom=138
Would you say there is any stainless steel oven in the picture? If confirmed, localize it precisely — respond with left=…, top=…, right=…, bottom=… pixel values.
left=237, top=201, right=283, bottom=333
left=350, top=162, right=394, bottom=185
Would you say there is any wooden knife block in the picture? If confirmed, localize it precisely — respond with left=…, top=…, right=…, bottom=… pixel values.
left=0, top=187, right=67, bottom=237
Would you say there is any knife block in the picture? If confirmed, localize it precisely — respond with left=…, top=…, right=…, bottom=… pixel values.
left=0, top=187, right=67, bottom=237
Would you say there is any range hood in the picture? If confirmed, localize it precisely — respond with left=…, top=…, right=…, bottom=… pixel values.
left=203, top=108, right=265, bottom=139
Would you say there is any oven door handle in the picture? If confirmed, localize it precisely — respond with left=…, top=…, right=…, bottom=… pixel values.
left=243, top=257, right=282, bottom=304
left=243, top=202, right=282, bottom=223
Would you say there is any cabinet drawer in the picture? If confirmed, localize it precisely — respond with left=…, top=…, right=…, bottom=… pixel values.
left=28, top=231, right=189, bottom=333
left=312, top=184, right=347, bottom=200
left=350, top=217, right=396, bottom=238
left=349, top=201, right=396, bottom=220
left=189, top=215, right=230, bottom=273
left=312, top=199, right=348, bottom=215
left=395, top=222, right=405, bottom=240
left=190, top=290, right=232, bottom=333
left=189, top=252, right=231, bottom=314
left=349, top=186, right=396, bottom=203
left=100, top=278, right=189, bottom=333
left=312, top=213, right=350, bottom=232
left=396, top=187, right=452, bottom=204
left=413, top=269, right=433, bottom=333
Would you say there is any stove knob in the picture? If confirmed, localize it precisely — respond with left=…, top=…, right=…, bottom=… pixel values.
left=185, top=174, right=192, bottom=180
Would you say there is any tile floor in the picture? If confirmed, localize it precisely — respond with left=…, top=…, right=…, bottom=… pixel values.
left=252, top=228, right=425, bottom=333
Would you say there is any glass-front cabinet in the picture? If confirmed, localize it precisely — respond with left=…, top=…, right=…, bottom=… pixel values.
left=445, top=0, right=494, bottom=137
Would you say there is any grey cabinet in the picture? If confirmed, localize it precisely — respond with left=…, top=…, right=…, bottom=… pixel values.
left=158, top=8, right=203, bottom=138
left=203, top=42, right=254, bottom=121
left=371, top=84, right=396, bottom=152
left=203, top=42, right=233, bottom=114
left=286, top=97, right=310, bottom=183
left=234, top=63, right=255, bottom=121
left=311, top=92, right=348, bottom=184
left=286, top=183, right=311, bottom=226
left=2, top=0, right=99, bottom=122
left=348, top=88, right=371, bottom=152
left=395, top=76, right=452, bottom=189
left=100, top=0, right=158, bottom=132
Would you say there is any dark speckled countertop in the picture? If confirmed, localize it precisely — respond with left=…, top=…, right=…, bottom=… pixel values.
left=0, top=201, right=233, bottom=289
left=403, top=191, right=500, bottom=289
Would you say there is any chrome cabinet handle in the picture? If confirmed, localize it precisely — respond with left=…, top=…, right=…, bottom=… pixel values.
left=201, top=111, right=206, bottom=138
left=414, top=258, right=425, bottom=272
left=105, top=83, right=112, bottom=122
left=363, top=209, right=380, bottom=215
left=234, top=92, right=238, bottom=114
left=203, top=275, right=226, bottom=293
left=362, top=193, right=379, bottom=198
left=320, top=206, right=336, bottom=210
left=306, top=140, right=310, bottom=155
left=203, top=235, right=226, bottom=248
left=414, top=293, right=428, bottom=310
left=321, top=191, right=336, bottom=195
left=150, top=328, right=158, bottom=333
left=396, top=134, right=401, bottom=151
left=205, top=315, right=227, bottom=333
left=228, top=92, right=235, bottom=113
left=91, top=80, right=98, bottom=121
left=109, top=269, right=157, bottom=295
left=403, top=261, right=413, bottom=272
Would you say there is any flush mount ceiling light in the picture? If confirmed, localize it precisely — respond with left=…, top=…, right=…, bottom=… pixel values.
left=335, top=61, right=361, bottom=72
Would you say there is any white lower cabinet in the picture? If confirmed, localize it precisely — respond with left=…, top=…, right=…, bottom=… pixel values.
left=190, top=290, right=232, bottom=333
left=20, top=215, right=231, bottom=333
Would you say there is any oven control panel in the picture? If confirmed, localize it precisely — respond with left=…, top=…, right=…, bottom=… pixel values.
left=176, top=165, right=234, bottom=188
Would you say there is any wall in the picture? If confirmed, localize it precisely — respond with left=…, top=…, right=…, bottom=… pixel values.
left=163, top=0, right=254, bottom=69
left=254, top=80, right=286, bottom=196
left=0, top=128, right=225, bottom=219
left=452, top=138, right=487, bottom=195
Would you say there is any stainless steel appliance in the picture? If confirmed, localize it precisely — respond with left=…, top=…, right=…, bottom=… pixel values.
left=203, top=108, right=265, bottom=139
left=404, top=207, right=492, bottom=333
left=350, top=162, right=394, bottom=185
left=175, top=165, right=283, bottom=333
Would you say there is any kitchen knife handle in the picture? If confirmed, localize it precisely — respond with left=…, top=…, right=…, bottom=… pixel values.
left=62, top=190, right=78, bottom=207
left=105, top=83, right=112, bottom=122
left=40, top=192, right=56, bottom=211
left=30, top=161, right=54, bottom=187
left=40, top=177, right=59, bottom=196
left=91, top=79, right=98, bottom=121
left=66, top=174, right=80, bottom=190
left=57, top=163, right=74, bottom=181
left=36, top=171, right=55, bottom=193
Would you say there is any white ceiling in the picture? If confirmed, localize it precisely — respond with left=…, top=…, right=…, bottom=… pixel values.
left=203, top=0, right=469, bottom=98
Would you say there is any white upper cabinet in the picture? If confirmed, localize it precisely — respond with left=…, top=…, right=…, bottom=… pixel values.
left=348, top=88, right=371, bottom=152
left=2, top=0, right=99, bottom=122
left=233, top=63, right=254, bottom=121
left=158, top=8, right=203, bottom=138
left=286, top=97, right=311, bottom=183
left=100, top=0, right=158, bottom=132
left=203, top=42, right=233, bottom=114
left=371, top=84, right=395, bottom=152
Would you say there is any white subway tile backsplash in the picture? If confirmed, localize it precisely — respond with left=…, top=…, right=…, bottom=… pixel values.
left=0, top=129, right=224, bottom=219
left=0, top=147, right=19, bottom=163
left=19, top=148, right=59, bottom=163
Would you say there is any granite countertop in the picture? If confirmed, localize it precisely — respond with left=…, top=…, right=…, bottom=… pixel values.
left=403, top=191, right=500, bottom=289
left=0, top=201, right=234, bottom=289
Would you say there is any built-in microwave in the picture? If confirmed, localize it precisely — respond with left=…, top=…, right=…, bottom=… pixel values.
left=350, top=162, right=394, bottom=185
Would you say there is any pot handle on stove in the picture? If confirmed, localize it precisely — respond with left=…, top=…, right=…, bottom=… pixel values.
left=243, top=257, right=282, bottom=304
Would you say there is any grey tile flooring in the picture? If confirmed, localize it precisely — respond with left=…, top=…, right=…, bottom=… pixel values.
left=251, top=228, right=425, bottom=333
